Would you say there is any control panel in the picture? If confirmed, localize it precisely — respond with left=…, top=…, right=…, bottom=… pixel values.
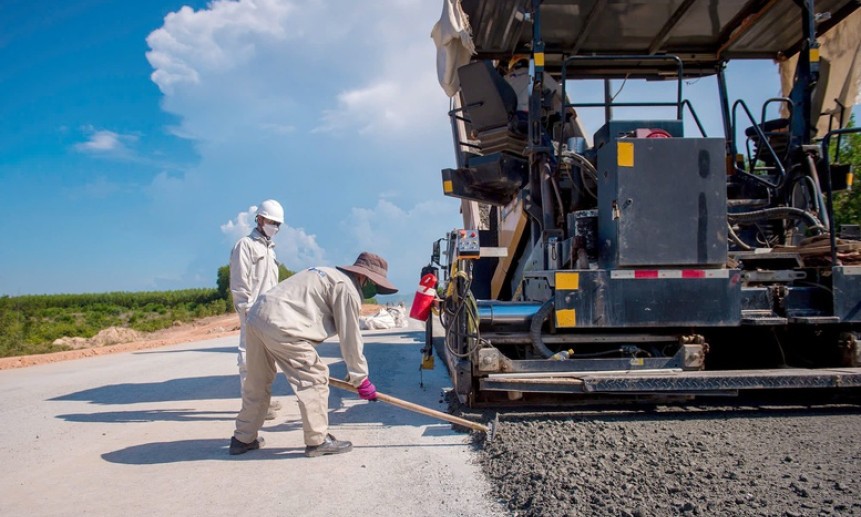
left=455, top=229, right=480, bottom=259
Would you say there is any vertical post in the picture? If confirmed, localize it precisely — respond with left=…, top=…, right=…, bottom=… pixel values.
left=603, top=78, right=612, bottom=123
left=529, top=0, right=545, bottom=152
left=820, top=128, right=860, bottom=268
left=788, top=0, right=819, bottom=149
left=716, top=62, right=737, bottom=171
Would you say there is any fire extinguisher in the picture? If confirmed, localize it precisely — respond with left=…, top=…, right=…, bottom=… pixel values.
left=409, top=273, right=438, bottom=322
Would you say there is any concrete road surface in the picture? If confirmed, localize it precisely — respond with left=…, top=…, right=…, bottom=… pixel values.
left=0, top=323, right=504, bottom=516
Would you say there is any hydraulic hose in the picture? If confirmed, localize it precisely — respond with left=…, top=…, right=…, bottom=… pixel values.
left=529, top=299, right=556, bottom=359
left=727, top=223, right=753, bottom=251
left=803, top=153, right=830, bottom=230
left=727, top=207, right=826, bottom=234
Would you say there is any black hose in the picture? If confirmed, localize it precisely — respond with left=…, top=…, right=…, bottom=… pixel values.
left=803, top=153, right=830, bottom=229
left=728, top=207, right=826, bottom=233
left=529, top=299, right=555, bottom=359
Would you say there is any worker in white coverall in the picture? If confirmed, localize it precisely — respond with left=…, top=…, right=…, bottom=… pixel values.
left=229, top=199, right=284, bottom=420
left=229, top=252, right=398, bottom=457
left=504, top=54, right=581, bottom=142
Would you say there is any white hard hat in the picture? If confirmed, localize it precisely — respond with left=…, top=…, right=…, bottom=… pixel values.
left=256, top=199, right=284, bottom=224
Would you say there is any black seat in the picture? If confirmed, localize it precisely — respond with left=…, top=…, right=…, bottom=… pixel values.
left=745, top=118, right=790, bottom=169
left=457, top=61, right=527, bottom=155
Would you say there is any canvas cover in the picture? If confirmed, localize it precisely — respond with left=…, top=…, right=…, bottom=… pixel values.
left=779, top=8, right=861, bottom=137
left=431, top=0, right=476, bottom=97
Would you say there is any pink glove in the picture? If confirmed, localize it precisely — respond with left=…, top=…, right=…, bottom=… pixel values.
left=357, top=378, right=377, bottom=401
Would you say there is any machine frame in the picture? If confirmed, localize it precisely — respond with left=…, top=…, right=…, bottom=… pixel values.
left=431, top=0, right=861, bottom=406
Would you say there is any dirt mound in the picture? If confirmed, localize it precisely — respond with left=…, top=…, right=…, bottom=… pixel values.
left=2, top=304, right=385, bottom=370
left=1, top=313, right=241, bottom=370
left=53, top=327, right=144, bottom=349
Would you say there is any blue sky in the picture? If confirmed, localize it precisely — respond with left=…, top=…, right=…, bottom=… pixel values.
left=0, top=0, right=849, bottom=298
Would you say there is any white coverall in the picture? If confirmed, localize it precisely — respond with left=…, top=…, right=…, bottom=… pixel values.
left=505, top=68, right=586, bottom=142
left=229, top=227, right=278, bottom=388
left=233, top=267, right=369, bottom=447
left=505, top=68, right=565, bottom=113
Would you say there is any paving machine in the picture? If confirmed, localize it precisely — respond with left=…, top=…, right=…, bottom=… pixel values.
left=427, top=0, right=861, bottom=405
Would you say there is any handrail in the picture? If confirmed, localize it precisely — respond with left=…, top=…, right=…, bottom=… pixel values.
left=820, top=126, right=861, bottom=267
left=760, top=97, right=792, bottom=126
left=559, top=54, right=686, bottom=122
left=681, top=99, right=707, bottom=137
left=730, top=99, right=786, bottom=188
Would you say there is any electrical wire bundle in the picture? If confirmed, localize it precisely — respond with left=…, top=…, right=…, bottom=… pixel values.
left=439, top=260, right=484, bottom=359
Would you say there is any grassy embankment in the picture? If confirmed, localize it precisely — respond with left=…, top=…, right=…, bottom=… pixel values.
left=0, top=290, right=230, bottom=358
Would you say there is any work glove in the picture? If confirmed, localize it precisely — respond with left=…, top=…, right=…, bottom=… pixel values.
left=357, top=378, right=377, bottom=401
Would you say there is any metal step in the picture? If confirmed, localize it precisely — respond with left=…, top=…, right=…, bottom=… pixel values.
left=480, top=368, right=861, bottom=395
left=741, top=311, right=788, bottom=325
left=788, top=316, right=841, bottom=324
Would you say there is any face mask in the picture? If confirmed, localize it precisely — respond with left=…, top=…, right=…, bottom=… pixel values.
left=361, top=279, right=377, bottom=299
left=262, top=224, right=279, bottom=238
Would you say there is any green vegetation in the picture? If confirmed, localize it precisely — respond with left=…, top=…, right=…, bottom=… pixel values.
left=0, top=289, right=229, bottom=358
left=1, top=264, right=298, bottom=359
left=217, top=264, right=294, bottom=307
left=831, top=116, right=861, bottom=227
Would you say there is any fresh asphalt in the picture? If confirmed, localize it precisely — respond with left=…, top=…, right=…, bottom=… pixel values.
left=0, top=321, right=504, bottom=516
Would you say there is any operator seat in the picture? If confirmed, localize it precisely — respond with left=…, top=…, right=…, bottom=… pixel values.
left=457, top=60, right=527, bottom=156
left=745, top=117, right=790, bottom=169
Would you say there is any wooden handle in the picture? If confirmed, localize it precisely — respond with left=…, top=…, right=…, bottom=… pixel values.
left=328, top=377, right=489, bottom=434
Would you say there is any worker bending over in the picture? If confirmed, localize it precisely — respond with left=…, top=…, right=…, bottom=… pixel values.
left=229, top=252, right=398, bottom=457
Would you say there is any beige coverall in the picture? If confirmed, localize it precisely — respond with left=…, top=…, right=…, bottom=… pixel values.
left=229, top=228, right=278, bottom=388
left=233, top=267, right=369, bottom=447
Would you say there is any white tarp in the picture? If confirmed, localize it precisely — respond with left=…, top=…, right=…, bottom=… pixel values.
left=431, top=0, right=476, bottom=97
left=360, top=307, right=409, bottom=330
left=779, top=8, right=861, bottom=137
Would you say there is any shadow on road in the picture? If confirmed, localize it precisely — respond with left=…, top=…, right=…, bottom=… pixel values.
left=134, top=346, right=237, bottom=355
left=49, top=375, right=239, bottom=403
left=101, top=439, right=458, bottom=465
left=101, top=439, right=306, bottom=464
left=49, top=374, right=291, bottom=404
left=57, top=409, right=237, bottom=423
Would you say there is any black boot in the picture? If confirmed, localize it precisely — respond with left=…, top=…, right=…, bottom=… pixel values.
left=229, top=436, right=264, bottom=455
left=304, top=434, right=353, bottom=457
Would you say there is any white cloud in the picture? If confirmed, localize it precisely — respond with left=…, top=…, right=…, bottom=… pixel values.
left=315, top=68, right=446, bottom=138
left=312, top=5, right=448, bottom=140
left=74, top=129, right=137, bottom=154
left=340, top=197, right=462, bottom=293
left=275, top=225, right=327, bottom=270
left=220, top=205, right=259, bottom=242
left=144, top=1, right=459, bottom=295
left=146, top=0, right=448, bottom=142
left=146, top=0, right=295, bottom=95
left=221, top=206, right=327, bottom=272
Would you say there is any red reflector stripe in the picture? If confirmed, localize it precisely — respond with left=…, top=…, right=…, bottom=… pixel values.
left=610, top=269, right=731, bottom=280
left=634, top=270, right=659, bottom=278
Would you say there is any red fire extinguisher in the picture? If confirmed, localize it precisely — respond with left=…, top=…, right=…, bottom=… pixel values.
left=409, top=273, right=438, bottom=322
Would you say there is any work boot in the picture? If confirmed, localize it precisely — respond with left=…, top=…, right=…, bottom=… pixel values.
left=229, top=436, right=265, bottom=456
left=304, top=434, right=353, bottom=458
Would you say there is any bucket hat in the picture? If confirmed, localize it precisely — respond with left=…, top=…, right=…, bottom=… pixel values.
left=337, top=252, right=398, bottom=295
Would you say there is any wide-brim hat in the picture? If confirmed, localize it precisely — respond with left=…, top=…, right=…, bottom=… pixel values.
left=337, top=252, right=398, bottom=295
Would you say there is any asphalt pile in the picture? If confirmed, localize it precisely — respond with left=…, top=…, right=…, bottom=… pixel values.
left=472, top=404, right=861, bottom=516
